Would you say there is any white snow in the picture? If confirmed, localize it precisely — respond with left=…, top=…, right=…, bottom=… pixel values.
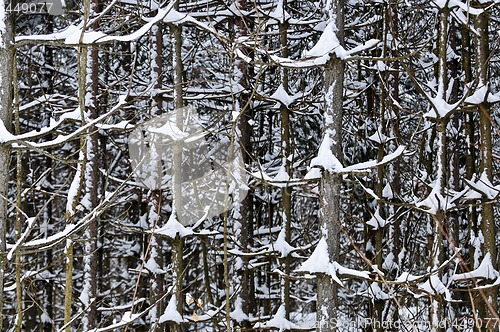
left=305, top=21, right=348, bottom=60
left=395, top=272, right=421, bottom=283
left=267, top=0, right=291, bottom=23
left=253, top=305, right=298, bottom=331
left=423, top=92, right=460, bottom=119
left=0, top=119, right=15, bottom=142
left=463, top=170, right=500, bottom=199
left=369, top=282, right=390, bottom=300
left=66, top=151, right=84, bottom=216
left=382, top=182, right=393, bottom=199
left=465, top=84, right=489, bottom=104
left=296, top=238, right=331, bottom=274
left=416, top=178, right=452, bottom=214
left=273, top=164, right=290, bottom=183
left=230, top=297, right=249, bottom=322
left=368, top=126, right=394, bottom=144
left=159, top=295, right=184, bottom=323
left=155, top=209, right=194, bottom=238
left=120, top=311, right=141, bottom=323
left=452, top=253, right=499, bottom=281
left=296, top=237, right=369, bottom=285
left=7, top=217, right=36, bottom=260
left=382, top=252, right=397, bottom=272
left=148, top=120, right=189, bottom=140
left=418, top=274, right=452, bottom=301
left=270, top=84, right=296, bottom=107
left=304, top=167, right=322, bottom=180
left=310, top=133, right=343, bottom=172
left=366, top=207, right=387, bottom=230
left=270, top=228, right=294, bottom=258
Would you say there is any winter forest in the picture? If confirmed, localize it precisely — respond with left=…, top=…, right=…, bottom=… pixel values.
left=0, top=0, right=499, bottom=331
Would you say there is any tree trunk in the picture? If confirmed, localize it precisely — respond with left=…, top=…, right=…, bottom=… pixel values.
left=318, top=1, right=344, bottom=330
left=0, top=4, right=13, bottom=329
left=475, top=3, right=498, bottom=328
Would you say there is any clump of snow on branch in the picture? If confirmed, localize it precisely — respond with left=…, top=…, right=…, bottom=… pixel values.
left=159, top=295, right=184, bottom=323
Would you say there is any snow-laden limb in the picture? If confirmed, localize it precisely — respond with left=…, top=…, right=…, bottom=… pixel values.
left=310, top=133, right=344, bottom=172
left=162, top=8, right=217, bottom=34
left=7, top=217, right=36, bottom=260
left=267, top=0, right=291, bottom=23
left=368, top=282, right=390, bottom=300
left=270, top=84, right=299, bottom=107
left=435, top=0, right=485, bottom=14
left=87, top=298, right=153, bottom=332
left=230, top=297, right=249, bottom=322
left=159, top=295, right=184, bottom=323
left=296, top=238, right=370, bottom=286
left=463, top=170, right=500, bottom=199
left=253, top=305, right=299, bottom=331
left=0, top=103, right=81, bottom=143
left=267, top=228, right=294, bottom=258
left=19, top=168, right=132, bottom=253
left=416, top=177, right=454, bottom=214
left=366, top=207, right=387, bottom=230
left=250, top=167, right=310, bottom=187
left=16, top=1, right=216, bottom=46
left=305, top=21, right=348, bottom=60
left=451, top=170, right=500, bottom=202
left=95, top=120, right=134, bottom=130
left=423, top=91, right=460, bottom=119
left=452, top=253, right=499, bottom=282
left=0, top=119, right=17, bottom=142
left=394, top=272, right=422, bottom=283
left=417, top=275, right=452, bottom=301
left=309, top=137, right=405, bottom=174
left=17, top=3, right=173, bottom=44
left=4, top=95, right=127, bottom=149
left=368, top=125, right=395, bottom=144
left=155, top=209, right=194, bottom=238
left=464, top=84, right=500, bottom=104
left=269, top=38, right=379, bottom=68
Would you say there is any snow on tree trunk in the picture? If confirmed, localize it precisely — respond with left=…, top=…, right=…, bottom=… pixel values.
left=0, top=1, right=13, bottom=330
left=317, top=0, right=344, bottom=330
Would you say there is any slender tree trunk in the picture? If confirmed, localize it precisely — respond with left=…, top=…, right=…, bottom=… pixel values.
left=148, top=20, right=166, bottom=331
left=278, top=2, right=292, bottom=319
left=0, top=4, right=13, bottom=329
left=170, top=5, right=185, bottom=330
left=318, top=1, right=344, bottom=330
left=474, top=3, right=498, bottom=328
left=64, top=3, right=92, bottom=328
left=232, top=0, right=255, bottom=327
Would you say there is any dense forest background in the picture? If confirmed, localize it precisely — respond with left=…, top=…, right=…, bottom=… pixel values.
left=0, top=0, right=499, bottom=331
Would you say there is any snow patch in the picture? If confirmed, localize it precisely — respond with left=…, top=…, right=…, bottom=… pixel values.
left=159, top=295, right=184, bottom=323
left=156, top=209, right=194, bottom=238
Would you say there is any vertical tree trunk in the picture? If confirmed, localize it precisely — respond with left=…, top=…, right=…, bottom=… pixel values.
left=278, top=0, right=292, bottom=319
left=0, top=3, right=13, bottom=329
left=148, top=19, right=166, bottom=331
left=232, top=0, right=255, bottom=327
left=170, top=4, right=185, bottom=330
left=318, top=1, right=344, bottom=330
left=64, top=2, right=92, bottom=328
left=427, top=7, right=449, bottom=331
left=81, top=14, right=100, bottom=332
left=475, top=3, right=497, bottom=328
